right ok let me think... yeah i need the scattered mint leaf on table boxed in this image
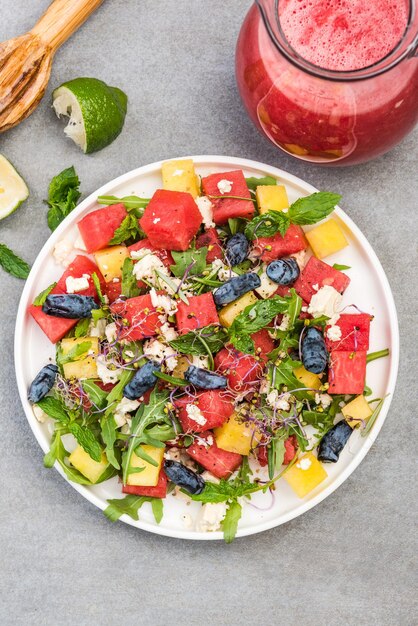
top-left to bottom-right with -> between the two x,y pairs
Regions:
0,243 -> 30,279
46,166 -> 81,231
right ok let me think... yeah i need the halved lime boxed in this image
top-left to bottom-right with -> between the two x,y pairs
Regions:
0,155 -> 29,221
52,78 -> 128,154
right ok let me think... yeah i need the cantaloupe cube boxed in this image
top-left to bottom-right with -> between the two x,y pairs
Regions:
342,395 -> 373,428
284,452 -> 328,498
294,366 -> 322,395
61,336 -> 99,379
126,444 -> 165,487
306,219 -> 348,259
69,445 -> 109,483
214,413 -> 261,455
256,185 -> 289,214
162,159 -> 200,198
172,356 -> 191,379
218,291 -> 258,328
94,245 -> 128,283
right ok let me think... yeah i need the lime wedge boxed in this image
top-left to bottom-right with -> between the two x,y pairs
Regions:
0,155 -> 29,221
52,78 -> 128,154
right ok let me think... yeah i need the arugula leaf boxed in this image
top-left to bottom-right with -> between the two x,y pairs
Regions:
97,195 -> 150,212
121,257 -> 140,298
81,380 -> 108,409
332,263 -> 351,271
288,192 -> 341,225
189,478 -> 262,504
33,282 -> 57,306
151,498 -> 164,524
267,436 -> 286,480
361,395 -> 388,437
154,268 -> 189,305
46,166 -> 81,231
57,341 -> 91,366
68,423 -> 102,462
245,210 -> 290,240
169,325 -> 228,357
245,175 -> 277,191
153,371 -> 188,386
43,431 -> 65,468
91,272 -> 106,304
269,358 -> 310,396
170,247 -> 208,278
0,244 -> 30,279
101,415 -> 120,469
228,296 -> 290,353
74,317 -> 90,338
222,500 -> 242,543
227,218 -> 246,235
109,214 -> 142,245
36,396 -> 70,423
104,495 -> 163,523
286,289 -> 302,330
366,348 -> 390,363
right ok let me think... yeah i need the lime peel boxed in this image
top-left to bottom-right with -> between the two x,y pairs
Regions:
0,155 -> 29,221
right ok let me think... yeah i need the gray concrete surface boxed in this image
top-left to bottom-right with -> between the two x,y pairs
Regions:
0,1 -> 417,624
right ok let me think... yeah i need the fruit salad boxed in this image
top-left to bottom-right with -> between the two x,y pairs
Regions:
27,159 -> 389,541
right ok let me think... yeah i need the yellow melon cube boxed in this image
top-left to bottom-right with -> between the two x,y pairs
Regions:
306,219 -> 348,259
214,413 -> 261,456
342,395 -> 373,428
162,159 -> 200,198
284,452 -> 328,498
219,291 -> 258,328
126,445 -> 165,487
172,356 -> 191,380
94,245 -> 128,283
256,185 -> 289,214
294,366 -> 322,395
61,336 -> 99,379
69,445 -> 109,483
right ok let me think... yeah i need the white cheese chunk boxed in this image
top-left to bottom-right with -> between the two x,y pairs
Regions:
185,404 -> 207,426
114,397 -> 140,427
197,502 -> 227,532
195,196 -> 215,228
307,285 -> 342,325
96,355 -> 122,384
326,324 -> 342,342
217,179 -> 233,195
143,338 -> 178,372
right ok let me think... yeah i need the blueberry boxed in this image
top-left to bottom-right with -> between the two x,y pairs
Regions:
213,272 -> 261,307
164,460 -> 205,495
27,364 -> 58,403
266,258 -> 300,285
301,327 -> 328,374
123,360 -> 161,400
318,420 -> 353,463
42,294 -> 99,319
225,233 -> 249,267
185,366 -> 227,389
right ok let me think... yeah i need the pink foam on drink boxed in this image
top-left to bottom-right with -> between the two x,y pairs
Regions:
279,0 -> 409,71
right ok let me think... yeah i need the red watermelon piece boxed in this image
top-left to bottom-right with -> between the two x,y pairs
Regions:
186,432 -> 242,479
175,390 -> 235,433
294,256 -> 351,303
77,203 -> 127,253
325,313 -> 372,351
175,293 -> 219,335
105,280 -> 122,303
128,238 -> 174,270
139,189 -> 202,251
111,294 -> 162,340
214,346 -> 262,391
201,170 -> 254,224
55,255 -> 105,298
328,350 -> 367,395
252,328 -> 275,364
196,227 -> 224,262
122,470 -> 168,498
252,224 -> 308,262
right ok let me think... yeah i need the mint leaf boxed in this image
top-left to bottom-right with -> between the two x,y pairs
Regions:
109,214 -> 142,245
68,423 -> 102,462
169,325 -> 228,357
33,282 -> 57,306
121,257 -> 140,298
36,396 -> 70,423
170,247 -> 208,278
228,296 -> 290,353
0,243 -> 30,279
245,211 -> 290,240
46,166 -> 81,231
189,478 -> 261,503
222,500 -> 242,543
74,317 -> 90,338
245,175 -> 277,191
104,495 -> 163,523
57,340 -> 91,366
288,191 -> 341,225
91,272 -> 105,304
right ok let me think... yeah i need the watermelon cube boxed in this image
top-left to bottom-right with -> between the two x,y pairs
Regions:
139,189 -> 202,251
175,293 -> 219,335
328,350 -> 367,395
201,170 -> 255,225
252,328 -> 275,364
105,280 -> 122,303
175,390 -> 235,433
128,238 -> 174,270
77,203 -> 127,253
196,227 -> 224,262
252,224 -> 308,262
214,346 -> 262,391
110,294 -> 161,340
186,432 -> 242,479
325,313 -> 372,351
294,256 -> 350,303
29,255 -> 104,344
122,470 -> 167,498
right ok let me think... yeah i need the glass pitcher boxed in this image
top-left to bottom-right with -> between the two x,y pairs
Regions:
236,0 -> 418,165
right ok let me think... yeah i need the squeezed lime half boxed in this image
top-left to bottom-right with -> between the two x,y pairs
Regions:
0,155 -> 29,221
52,77 -> 128,154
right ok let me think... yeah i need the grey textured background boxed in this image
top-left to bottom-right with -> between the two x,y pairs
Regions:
0,1 -> 417,625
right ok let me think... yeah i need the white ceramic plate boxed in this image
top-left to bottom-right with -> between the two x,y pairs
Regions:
15,156 -> 399,540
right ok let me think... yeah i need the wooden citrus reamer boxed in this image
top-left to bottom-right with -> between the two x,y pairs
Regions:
0,0 -> 104,133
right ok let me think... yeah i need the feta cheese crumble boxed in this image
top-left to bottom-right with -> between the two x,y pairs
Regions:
296,457 -> 312,470
131,250 -> 168,285
185,404 -> 207,426
89,317 -> 107,339
159,322 -> 178,342
65,274 -> 90,294
211,258 -> 237,282
266,389 -> 291,411
308,286 -> 342,325
278,314 -> 290,331
326,324 -> 342,342
195,196 -> 215,228
143,338 -> 178,372
149,288 -> 178,316
197,502 -> 227,532
315,393 -> 333,409
217,179 -> 233,195
96,356 -> 122,384
105,322 -> 118,343
33,405 -> 47,423
153,217 -> 161,224
114,397 -> 140,427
